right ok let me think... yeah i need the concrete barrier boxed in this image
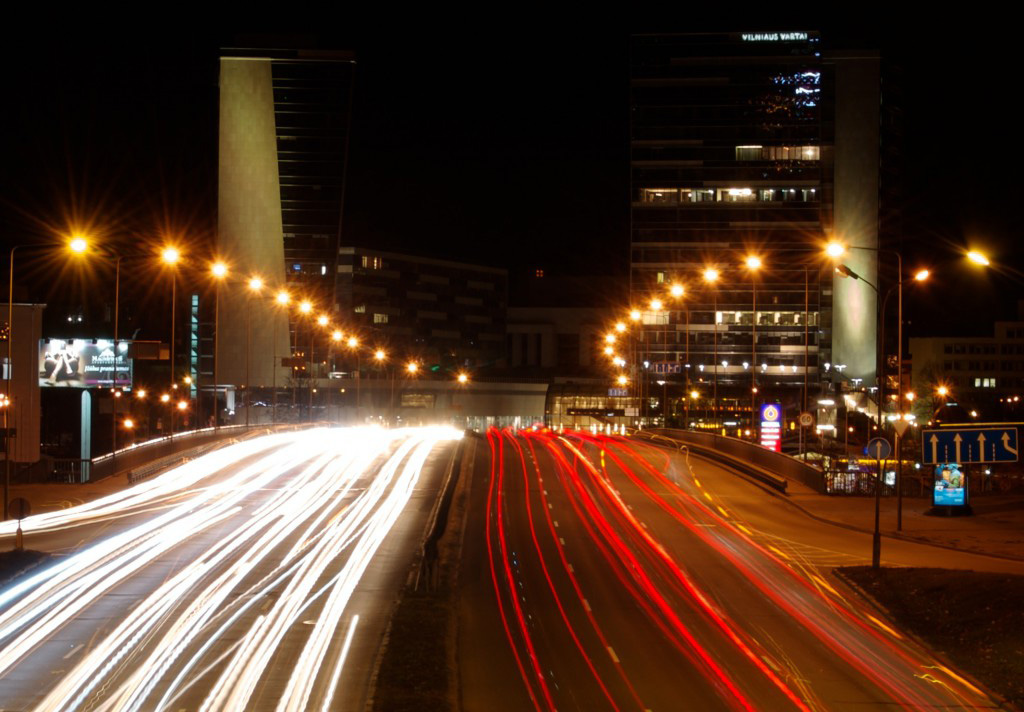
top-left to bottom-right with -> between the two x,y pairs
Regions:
640,428 -> 826,493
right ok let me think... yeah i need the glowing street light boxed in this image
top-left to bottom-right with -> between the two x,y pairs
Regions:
616,375 -> 628,387
299,300 -> 313,315
407,362 -> 419,374
161,246 -> 180,265
669,283 -> 684,298
649,298 -> 663,311
248,276 -> 263,291
614,321 -> 627,332
68,236 -> 89,254
824,241 -> 846,259
374,349 -> 386,362
317,314 -> 329,327
276,290 -> 290,305
457,372 -> 469,384
966,250 -> 990,266
605,333 -> 616,344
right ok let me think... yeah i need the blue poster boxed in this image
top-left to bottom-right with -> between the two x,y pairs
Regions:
933,463 -> 968,507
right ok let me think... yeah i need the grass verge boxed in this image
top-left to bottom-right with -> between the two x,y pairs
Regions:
0,549 -> 51,588
837,566 -> 1024,710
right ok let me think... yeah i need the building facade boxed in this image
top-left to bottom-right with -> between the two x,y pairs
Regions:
336,247 -> 507,371
629,31 -> 892,424
910,316 -> 1024,419
217,47 -> 356,391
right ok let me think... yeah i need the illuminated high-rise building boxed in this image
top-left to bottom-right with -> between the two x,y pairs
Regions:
216,47 -> 355,392
629,31 -> 898,424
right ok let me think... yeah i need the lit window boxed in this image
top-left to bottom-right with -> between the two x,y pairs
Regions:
354,305 -> 366,313
642,188 -> 678,204
373,313 -> 389,324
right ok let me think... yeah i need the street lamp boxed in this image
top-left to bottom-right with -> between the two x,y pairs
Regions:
244,275 -> 263,426
272,290 -> 290,423
210,262 -> 228,430
160,246 -> 182,436
5,238 -> 89,516
743,255 -> 762,432
703,267 -> 720,427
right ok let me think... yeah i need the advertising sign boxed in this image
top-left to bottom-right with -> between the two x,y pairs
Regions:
760,403 -> 782,451
39,339 -> 133,389
933,463 -> 968,507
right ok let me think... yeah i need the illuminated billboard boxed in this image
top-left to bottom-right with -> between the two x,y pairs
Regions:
39,339 -> 132,389
760,403 -> 782,451
933,463 -> 968,507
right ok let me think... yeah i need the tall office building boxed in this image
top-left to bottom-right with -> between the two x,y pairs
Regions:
217,47 -> 355,391
630,31 -> 893,422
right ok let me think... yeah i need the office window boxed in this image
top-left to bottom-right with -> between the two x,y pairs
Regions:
373,313 -> 388,324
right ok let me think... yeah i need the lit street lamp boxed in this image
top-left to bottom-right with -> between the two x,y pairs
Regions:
703,267 -> 720,427
160,246 -> 181,436
210,262 -> 228,430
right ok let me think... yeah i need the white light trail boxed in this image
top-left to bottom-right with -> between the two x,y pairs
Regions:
0,426 -> 460,711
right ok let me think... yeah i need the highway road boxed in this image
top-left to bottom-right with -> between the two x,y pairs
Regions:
459,427 -> 1014,711
0,425 -> 461,712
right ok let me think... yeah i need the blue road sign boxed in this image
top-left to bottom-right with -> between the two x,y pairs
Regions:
866,437 -> 892,460
651,362 -> 682,374
922,427 -> 1019,464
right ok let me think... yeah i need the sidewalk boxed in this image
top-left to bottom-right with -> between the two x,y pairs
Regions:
782,479 -> 1024,561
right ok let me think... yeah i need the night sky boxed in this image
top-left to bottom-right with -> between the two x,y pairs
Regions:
0,17 -> 1018,336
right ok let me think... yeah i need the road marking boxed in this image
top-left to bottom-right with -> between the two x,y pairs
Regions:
62,644 -> 84,660
607,646 -> 620,663
693,477 -> 701,487
553,520 -> 559,528
559,537 -> 565,545
716,505 -> 728,517
583,599 -> 591,611
703,492 -> 713,502
767,545 -> 789,559
548,502 -> 553,509
567,564 -> 574,573
736,524 -> 752,535
867,614 -> 903,640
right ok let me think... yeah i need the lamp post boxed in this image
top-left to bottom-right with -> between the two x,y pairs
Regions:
5,239 -> 88,516
667,284 -> 685,428
649,297 -> 663,426
245,276 -> 263,426
703,268 -> 720,428
160,246 -> 181,436
374,349 -> 386,422
210,261 -> 228,430
273,290 -> 290,424
744,256 -> 762,435
347,335 -> 361,413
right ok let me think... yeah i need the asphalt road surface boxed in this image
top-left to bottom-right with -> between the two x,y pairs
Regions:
0,426 -> 460,712
459,428 -> 1016,711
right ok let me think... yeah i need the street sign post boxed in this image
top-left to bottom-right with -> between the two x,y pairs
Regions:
921,427 -> 1019,464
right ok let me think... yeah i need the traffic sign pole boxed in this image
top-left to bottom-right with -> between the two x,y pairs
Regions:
867,437 -> 891,569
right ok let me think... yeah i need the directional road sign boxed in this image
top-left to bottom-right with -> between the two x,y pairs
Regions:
921,427 -> 1019,464
866,437 -> 892,460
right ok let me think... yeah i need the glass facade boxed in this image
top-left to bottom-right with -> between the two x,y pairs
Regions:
630,32 -> 835,411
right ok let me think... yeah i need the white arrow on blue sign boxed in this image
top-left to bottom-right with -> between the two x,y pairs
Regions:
922,427 -> 1019,464
866,437 -> 892,460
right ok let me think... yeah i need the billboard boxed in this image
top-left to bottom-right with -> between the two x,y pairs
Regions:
39,339 -> 133,388
933,463 -> 968,507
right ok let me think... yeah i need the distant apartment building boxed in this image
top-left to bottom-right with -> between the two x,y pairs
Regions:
910,316 -> 1024,414
336,247 -> 507,370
